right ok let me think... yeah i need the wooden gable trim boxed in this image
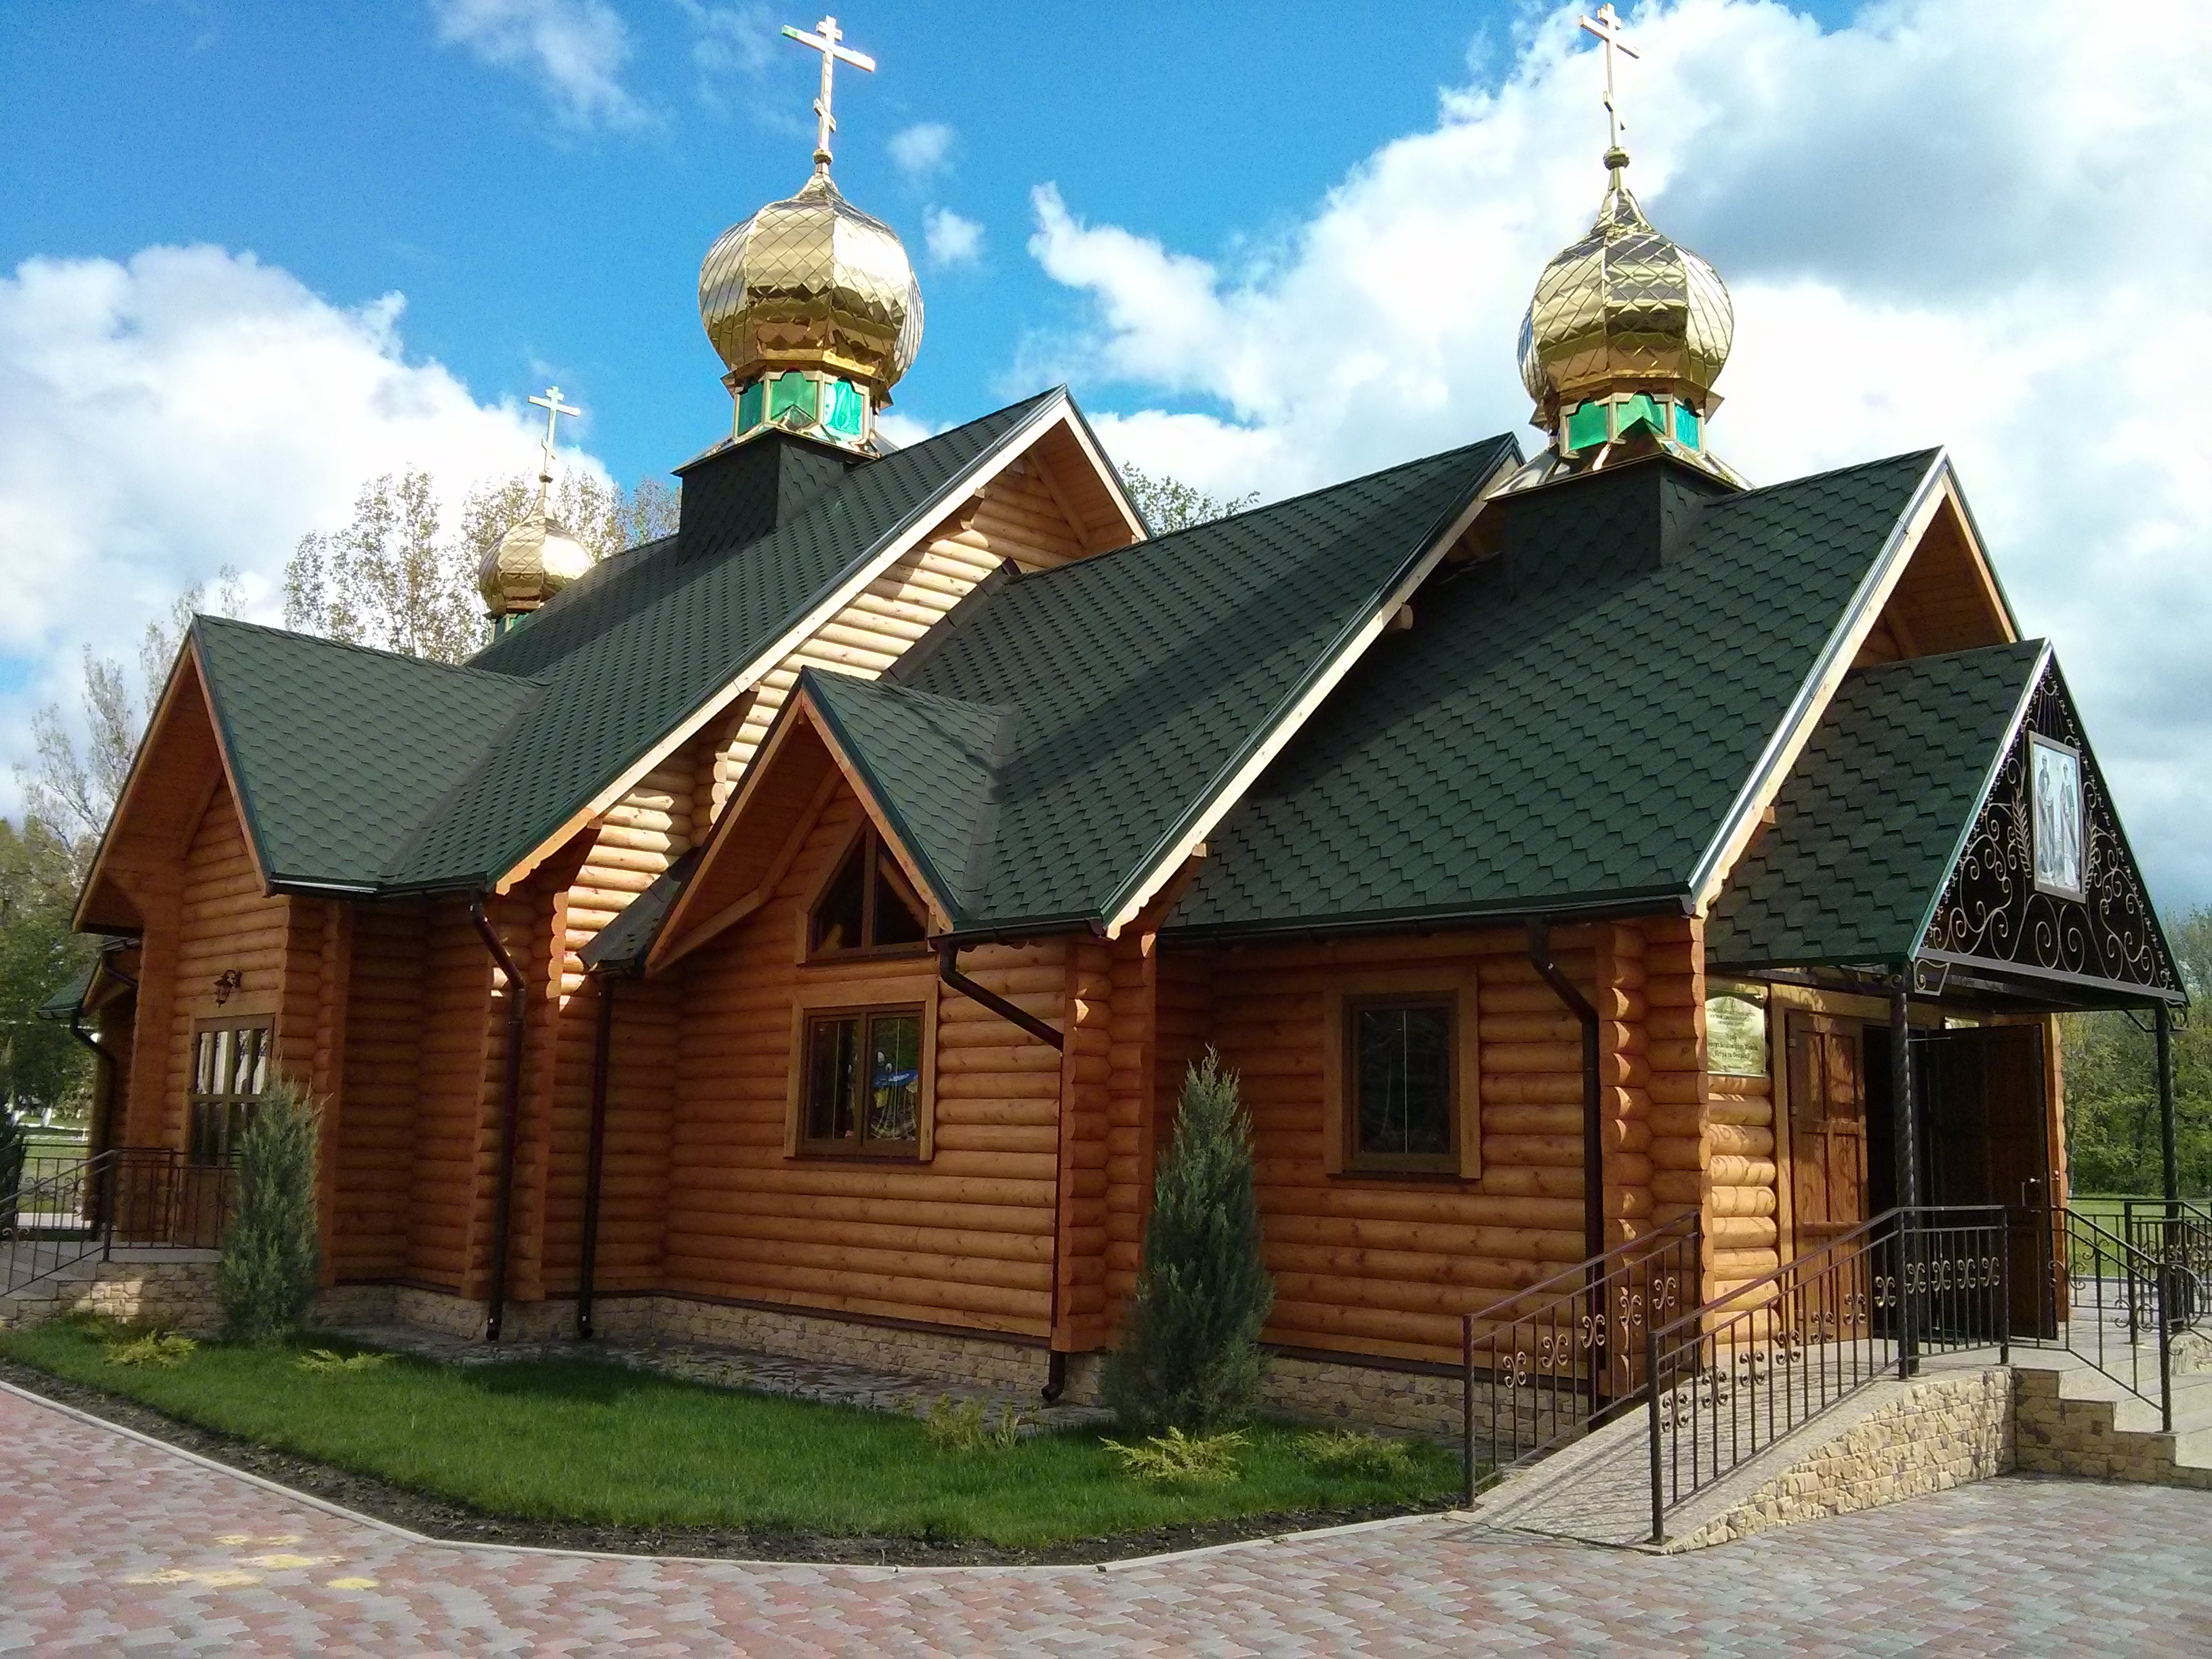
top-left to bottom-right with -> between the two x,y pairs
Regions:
1690,453 -> 2015,916
649,688 -> 953,973
492,394 -> 1124,897
74,637 -> 268,933
1099,447 -> 1521,939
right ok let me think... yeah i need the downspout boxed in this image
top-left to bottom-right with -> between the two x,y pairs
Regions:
939,941 -> 1069,1402
576,968 -> 617,1340
1527,919 -> 1605,1265
470,897 -> 529,1344
63,1011 -> 113,1170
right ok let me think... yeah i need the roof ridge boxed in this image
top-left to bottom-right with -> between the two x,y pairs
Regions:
193,613 -> 532,687
1716,446 -> 1944,507
1003,430 -> 1521,589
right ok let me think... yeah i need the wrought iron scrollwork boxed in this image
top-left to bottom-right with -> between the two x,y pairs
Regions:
1921,659 -> 2178,993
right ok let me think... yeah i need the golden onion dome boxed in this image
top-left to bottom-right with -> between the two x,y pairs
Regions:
478,506 -> 592,621
699,171 -> 923,407
1517,148 -> 1733,434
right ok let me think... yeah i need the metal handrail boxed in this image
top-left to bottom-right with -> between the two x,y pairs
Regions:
2040,1204 -> 2194,1431
1459,1212 -> 1702,1502
2,1147 -> 236,1299
1645,1206 -> 2011,1542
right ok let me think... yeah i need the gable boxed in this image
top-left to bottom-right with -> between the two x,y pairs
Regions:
75,646 -> 232,933
1919,655 -> 2181,1001
1851,483 -> 2015,667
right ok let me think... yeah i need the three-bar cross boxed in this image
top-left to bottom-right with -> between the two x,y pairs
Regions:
1579,4 -> 1640,154
781,15 -> 876,173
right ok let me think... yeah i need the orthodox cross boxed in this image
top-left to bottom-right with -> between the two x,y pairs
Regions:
781,15 -> 876,173
528,386 -> 579,497
1579,4 -> 1639,154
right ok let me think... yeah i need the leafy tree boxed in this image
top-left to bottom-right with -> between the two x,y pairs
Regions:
2062,905 -> 2211,1195
1103,1050 -> 1275,1434
283,468 -> 679,665
18,571 -> 244,868
218,1078 -> 323,1345
1118,466 -> 1258,534
0,818 -> 94,1116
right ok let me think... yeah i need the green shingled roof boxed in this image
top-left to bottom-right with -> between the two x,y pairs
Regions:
1704,642 -> 2046,970
188,392 -> 1066,896
194,617 -> 539,889
802,432 -> 1521,935
1166,449 -> 1948,937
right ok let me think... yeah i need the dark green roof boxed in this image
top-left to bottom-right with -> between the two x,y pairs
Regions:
190,393 -> 1065,895
804,433 -> 1521,934
194,617 -> 538,890
37,962 -> 96,1021
1704,642 -> 2046,970
1166,449 -> 1947,937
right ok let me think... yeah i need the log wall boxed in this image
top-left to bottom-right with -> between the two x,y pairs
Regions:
665,790 -> 1067,1338
333,899 -> 427,1279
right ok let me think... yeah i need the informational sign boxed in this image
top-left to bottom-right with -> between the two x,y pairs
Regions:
1705,981 -> 1770,1078
2030,735 -> 2085,899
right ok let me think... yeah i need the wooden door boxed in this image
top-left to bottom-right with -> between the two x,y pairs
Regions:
1917,1025 -> 2053,1337
1786,1013 -> 1870,1250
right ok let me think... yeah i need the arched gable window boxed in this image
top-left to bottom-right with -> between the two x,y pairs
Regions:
809,825 -> 930,956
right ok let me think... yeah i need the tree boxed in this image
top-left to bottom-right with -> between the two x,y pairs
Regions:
1102,1050 -> 1275,1433
2062,905 -> 2212,1195
283,468 -> 680,665
1118,466 -> 1258,534
0,818 -> 94,1117
218,1078 -> 323,1345
18,571 -> 244,869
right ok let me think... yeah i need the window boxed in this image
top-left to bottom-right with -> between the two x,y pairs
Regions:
188,1018 -> 270,1164
1347,998 -> 1457,1173
810,827 -> 930,956
800,1005 -> 924,1157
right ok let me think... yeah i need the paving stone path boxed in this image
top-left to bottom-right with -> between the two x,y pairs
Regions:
3,1383 -> 2209,1655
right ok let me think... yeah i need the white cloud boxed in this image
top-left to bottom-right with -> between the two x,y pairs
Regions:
923,206 -> 985,268
430,0 -> 642,128
889,121 -> 955,180
1023,0 -> 2212,908
682,1 -> 775,82
0,245 -> 607,821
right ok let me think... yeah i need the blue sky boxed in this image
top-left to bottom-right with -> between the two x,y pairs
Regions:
3,1 -> 2209,913
3,0 -> 1862,486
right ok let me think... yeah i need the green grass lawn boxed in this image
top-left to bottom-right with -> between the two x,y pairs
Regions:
0,1323 -> 1458,1546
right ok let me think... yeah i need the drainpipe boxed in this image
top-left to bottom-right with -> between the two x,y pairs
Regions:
470,897 -> 529,1344
576,968 -> 617,1341
1526,919 -> 1604,1265
939,941 -> 1069,1401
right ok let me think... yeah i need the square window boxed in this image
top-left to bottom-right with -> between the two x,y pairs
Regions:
800,1006 -> 924,1158
1347,999 -> 1456,1173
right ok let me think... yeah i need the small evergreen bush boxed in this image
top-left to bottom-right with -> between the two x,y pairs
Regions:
1101,1050 -> 1273,1434
1294,1429 -> 1416,1479
1103,1426 -> 1248,1485
218,1078 -> 323,1345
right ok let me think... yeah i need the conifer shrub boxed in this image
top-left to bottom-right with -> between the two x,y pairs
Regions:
218,1079 -> 323,1345
1101,1050 -> 1273,1434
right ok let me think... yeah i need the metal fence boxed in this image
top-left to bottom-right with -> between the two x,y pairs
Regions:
1,1148 -> 235,1298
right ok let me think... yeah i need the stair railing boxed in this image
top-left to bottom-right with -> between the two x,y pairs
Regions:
1458,1212 -> 1701,1503
2039,1204 -> 2199,1433
2,1147 -> 237,1299
1643,1205 -> 2009,1543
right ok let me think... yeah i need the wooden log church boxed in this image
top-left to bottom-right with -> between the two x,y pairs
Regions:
57,15 -> 2184,1421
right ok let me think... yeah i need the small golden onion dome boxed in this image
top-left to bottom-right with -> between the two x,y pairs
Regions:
478,507 -> 592,619
1517,149 -> 1733,432
699,171 -> 923,404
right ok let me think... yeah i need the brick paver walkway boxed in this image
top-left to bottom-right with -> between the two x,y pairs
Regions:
2,1385 -> 2208,1654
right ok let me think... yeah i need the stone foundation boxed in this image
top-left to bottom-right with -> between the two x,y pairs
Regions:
0,1256 -> 224,1336
1672,1368 -> 2015,1550
1263,1352 -> 1467,1437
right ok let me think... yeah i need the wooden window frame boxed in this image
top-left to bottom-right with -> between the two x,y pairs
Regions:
802,822 -> 933,963
785,970 -> 940,1162
186,1014 -> 274,1166
1320,966 -> 1481,1182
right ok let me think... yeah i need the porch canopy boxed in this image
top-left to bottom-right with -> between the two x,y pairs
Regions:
1706,639 -> 2185,1208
